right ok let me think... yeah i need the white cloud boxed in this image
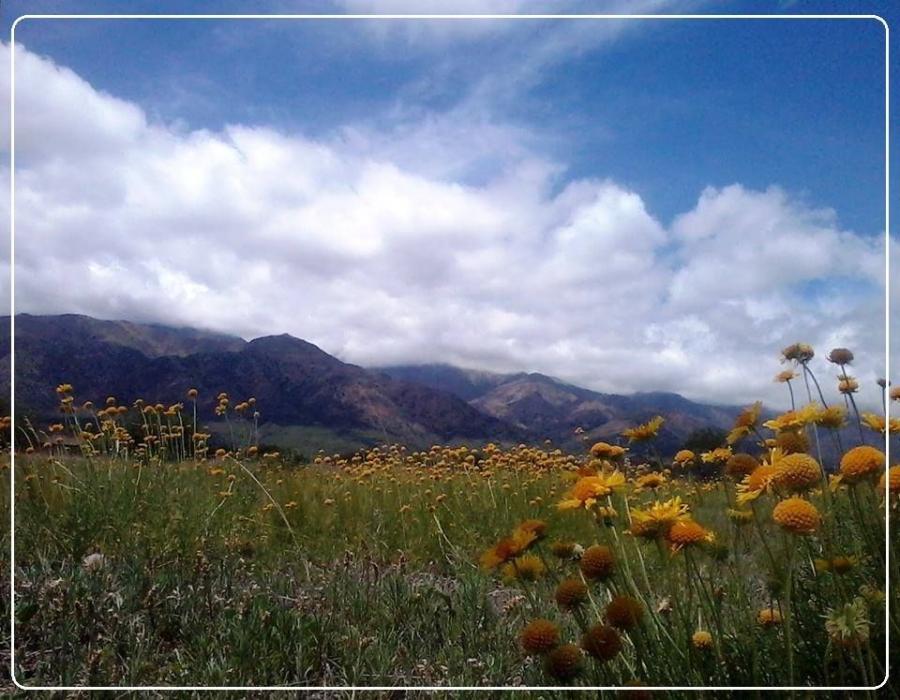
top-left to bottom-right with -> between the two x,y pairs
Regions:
2,42 -> 893,412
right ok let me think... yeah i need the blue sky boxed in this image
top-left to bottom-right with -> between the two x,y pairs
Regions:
7,3 -> 890,234
1,1 -> 895,409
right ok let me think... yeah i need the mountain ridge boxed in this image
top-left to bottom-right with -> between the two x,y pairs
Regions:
3,315 -> 745,455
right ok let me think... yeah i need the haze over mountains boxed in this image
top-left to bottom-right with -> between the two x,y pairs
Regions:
3,314 -> 744,454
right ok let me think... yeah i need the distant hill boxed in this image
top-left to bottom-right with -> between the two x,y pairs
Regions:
1,315 -> 526,453
2,314 -> 751,456
377,364 -> 742,454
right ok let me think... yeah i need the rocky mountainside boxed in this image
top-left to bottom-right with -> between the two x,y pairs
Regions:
2,315 -> 525,451
377,364 -> 742,453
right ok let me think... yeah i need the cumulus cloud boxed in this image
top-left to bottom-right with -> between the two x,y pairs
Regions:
2,42 -> 892,411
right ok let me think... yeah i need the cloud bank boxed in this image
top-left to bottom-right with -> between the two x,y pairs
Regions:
2,41 -> 892,410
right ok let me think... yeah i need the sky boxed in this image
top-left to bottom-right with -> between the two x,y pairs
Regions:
1,0 -> 896,410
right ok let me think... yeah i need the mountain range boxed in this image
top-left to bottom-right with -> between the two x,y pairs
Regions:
1,314 -> 744,455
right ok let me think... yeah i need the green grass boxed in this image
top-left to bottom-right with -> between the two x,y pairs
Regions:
5,445 -> 897,692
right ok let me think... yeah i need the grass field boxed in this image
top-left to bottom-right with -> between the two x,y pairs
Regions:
4,369 -> 899,694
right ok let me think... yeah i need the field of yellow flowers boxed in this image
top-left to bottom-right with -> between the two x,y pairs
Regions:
4,344 -> 898,691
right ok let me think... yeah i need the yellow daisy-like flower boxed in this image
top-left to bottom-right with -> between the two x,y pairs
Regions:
813,405 -> 847,430
590,442 -> 628,459
860,412 -> 900,435
757,607 -> 783,628
629,497 -> 690,539
692,630 -> 714,650
666,519 -> 714,550
635,472 -> 666,490
520,619 -> 561,655
579,544 -> 615,580
621,416 -> 664,443
673,449 -> 695,465
772,496 -> 821,535
727,402 -> 762,444
763,404 -> 819,433
502,554 -> 546,582
772,453 -> 822,493
558,471 -> 626,510
877,465 -> 900,495
736,464 -> 779,505
700,446 -> 733,464
839,446 -> 885,484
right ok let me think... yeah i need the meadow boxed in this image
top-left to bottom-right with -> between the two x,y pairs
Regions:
4,344 -> 899,694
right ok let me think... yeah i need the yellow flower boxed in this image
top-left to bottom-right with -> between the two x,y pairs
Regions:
673,449 -> 695,465
813,405 -> 847,430
763,404 -> 818,433
757,607 -> 783,628
837,445 -> 885,485
860,412 -> 900,434
558,471 -> 626,510
692,630 -> 714,650
736,464 -> 779,505
772,496 -> 821,535
629,497 -> 690,538
621,416 -> 664,443
635,472 -> 666,490
727,402 -> 762,444
666,519 -> 714,550
502,554 -> 546,582
772,453 -> 822,492
590,442 -> 627,459
701,446 -> 732,464
521,619 -> 561,655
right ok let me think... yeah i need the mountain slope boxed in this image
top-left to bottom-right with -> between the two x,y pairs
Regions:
1,315 -> 525,451
378,364 -> 742,453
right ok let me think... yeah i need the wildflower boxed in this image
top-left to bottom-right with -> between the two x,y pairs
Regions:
878,465 -> 900,495
480,521 -> 545,569
725,453 -> 759,478
635,472 -> 666,490
825,597 -> 870,648
550,541 -> 577,559
558,471 -> 626,510
502,554 -> 546,582
727,402 -> 762,444
629,497 -> 690,539
544,644 -> 583,681
838,376 -> 859,394
891,386 -> 900,401
828,348 -> 854,365
736,464 -> 779,504
775,370 -> 798,383
782,342 -> 815,363
555,579 -> 589,610
666,519 -> 714,552
605,595 -> 643,630
775,430 -> 810,455
590,442 -> 627,459
691,630 -> 713,651
701,447 -> 732,464
772,453 -> 822,492
764,404 -> 818,433
839,446 -> 885,484
757,607 -> 783,628
580,544 -> 615,580
520,619 -> 560,655
813,405 -> 847,430
673,449 -> 695,465
772,497 -> 821,535
860,412 -> 899,434
622,416 -> 664,443
581,625 -> 621,661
